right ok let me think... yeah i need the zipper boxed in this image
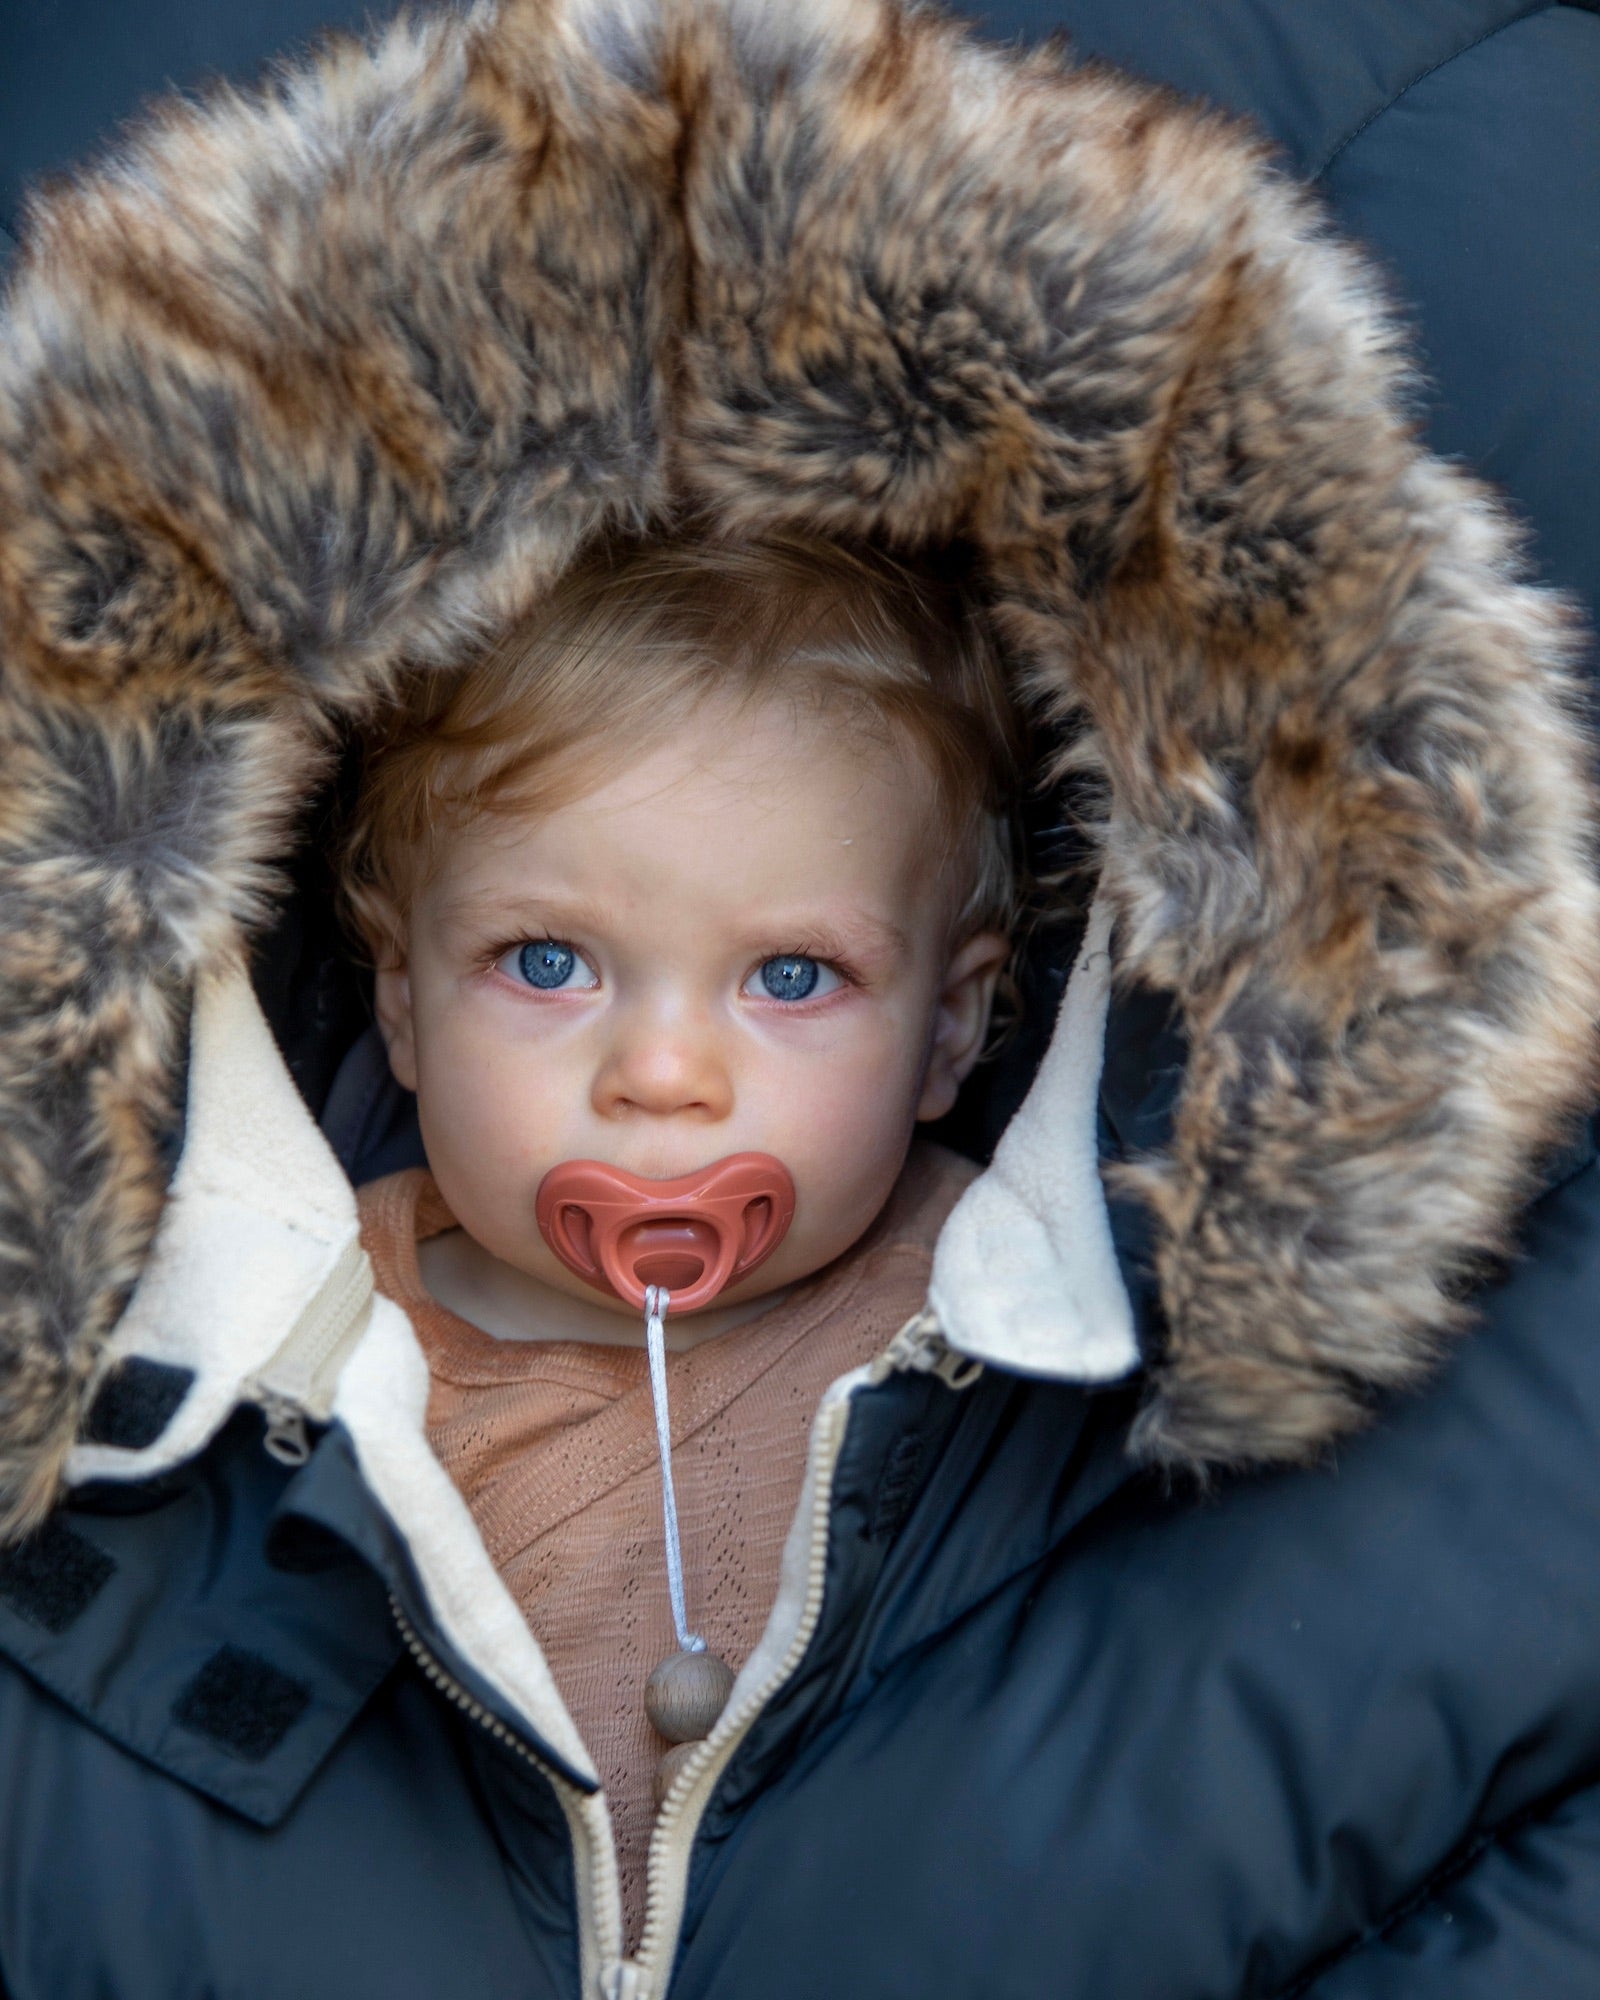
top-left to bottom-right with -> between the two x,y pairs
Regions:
872,1306 -> 986,1391
255,1392 -> 312,1467
390,1592 -> 625,1995
604,1310 -> 984,2000
603,1389 -> 855,2000
390,1592 -> 553,1767
245,1236 -> 378,1467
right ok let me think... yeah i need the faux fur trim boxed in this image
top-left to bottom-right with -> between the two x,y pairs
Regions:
1,0 -> 1596,1531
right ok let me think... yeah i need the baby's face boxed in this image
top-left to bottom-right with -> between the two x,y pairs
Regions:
375,691 -> 1006,1317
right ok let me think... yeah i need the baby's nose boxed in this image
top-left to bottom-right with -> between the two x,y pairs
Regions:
590,1008 -> 733,1122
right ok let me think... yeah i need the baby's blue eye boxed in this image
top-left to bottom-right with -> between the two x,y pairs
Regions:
745,955 -> 842,1003
763,955 -> 817,1001
506,939 -> 597,991
522,941 -> 574,988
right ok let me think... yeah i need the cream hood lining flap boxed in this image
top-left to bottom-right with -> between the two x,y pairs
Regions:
931,894 -> 1138,1382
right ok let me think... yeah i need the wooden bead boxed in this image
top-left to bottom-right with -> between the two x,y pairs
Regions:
652,1741 -> 701,1809
644,1648 -> 734,1744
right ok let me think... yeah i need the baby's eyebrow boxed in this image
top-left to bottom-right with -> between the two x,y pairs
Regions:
438,889 -> 611,943
766,911 -> 910,966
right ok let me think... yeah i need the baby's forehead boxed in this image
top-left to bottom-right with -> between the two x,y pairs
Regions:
537,688 -> 938,817
432,714 -> 951,914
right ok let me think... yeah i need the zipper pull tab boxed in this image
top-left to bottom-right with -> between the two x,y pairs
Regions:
257,1393 -> 311,1466
600,1958 -> 651,2000
881,1307 -> 942,1373
932,1348 -> 985,1392
879,1309 -> 985,1390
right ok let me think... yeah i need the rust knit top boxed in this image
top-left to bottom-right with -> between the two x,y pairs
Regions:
357,1138 -> 976,1949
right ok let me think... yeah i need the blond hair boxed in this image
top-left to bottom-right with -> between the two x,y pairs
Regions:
340,529 -> 1024,968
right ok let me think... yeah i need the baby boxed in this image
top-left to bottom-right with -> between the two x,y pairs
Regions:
342,528 -> 1022,1945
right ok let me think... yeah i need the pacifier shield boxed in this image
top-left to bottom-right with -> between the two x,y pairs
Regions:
534,1152 -> 796,1312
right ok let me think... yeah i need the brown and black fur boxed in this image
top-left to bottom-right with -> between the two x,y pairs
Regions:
0,0 -> 1595,1536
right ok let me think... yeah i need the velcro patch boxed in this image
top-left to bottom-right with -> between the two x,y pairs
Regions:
0,1517 -> 116,1632
172,1644 -> 312,1761
81,1357 -> 196,1450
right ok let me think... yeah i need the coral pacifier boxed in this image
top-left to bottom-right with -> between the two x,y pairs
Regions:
534,1152 -> 796,1314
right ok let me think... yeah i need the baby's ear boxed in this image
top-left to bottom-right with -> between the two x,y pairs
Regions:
916,930 -> 1011,1123
371,945 -> 419,1094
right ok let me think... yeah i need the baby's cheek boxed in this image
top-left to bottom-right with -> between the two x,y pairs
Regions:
783,1042 -> 923,1239
416,1019 -> 553,1200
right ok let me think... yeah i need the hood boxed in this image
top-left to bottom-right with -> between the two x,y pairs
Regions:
0,0 -> 1596,1537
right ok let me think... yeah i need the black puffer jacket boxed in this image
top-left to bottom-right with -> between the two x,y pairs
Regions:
1,3 -> 1599,1998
